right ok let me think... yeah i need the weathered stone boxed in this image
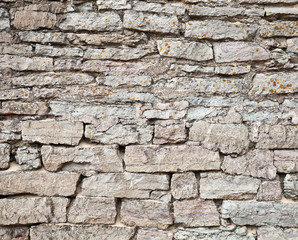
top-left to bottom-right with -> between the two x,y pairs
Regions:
0,44 -> 33,55
41,145 -> 123,173
137,229 -> 173,240
13,11 -> 56,30
0,171 -> 80,196
35,44 -> 83,57
30,224 -> 135,240
260,21 -> 298,37
257,226 -> 298,240
0,89 -> 31,100
53,58 -> 82,71
157,39 -> 213,61
153,122 -> 187,144
68,197 -> 116,224
187,107 -> 224,120
12,72 -> 94,86
124,145 -> 221,172
15,145 -> 41,170
0,143 -> 10,169
0,101 -> 48,115
0,32 -> 12,43
215,65 -> 251,75
85,124 -> 153,145
257,179 -> 282,201
59,12 -> 122,31
222,201 -> 298,227
174,200 -> 220,227
222,150 -> 276,179
214,42 -> 270,62
81,172 -> 169,198
0,55 -> 53,71
274,150 -> 298,173
121,199 -> 173,229
150,190 -> 172,202
97,0 -> 131,9
0,227 -> 29,240
284,174 -> 298,199
0,9 -> 10,31
171,172 -> 198,200
189,6 -> 263,17
184,96 -> 243,107
101,75 -> 152,87
22,120 -> 83,145
143,107 -> 187,120
133,2 -> 185,15
242,111 -> 281,122
189,121 -> 249,154
124,10 -> 180,34
265,6 -> 298,16
239,0 -> 298,3
18,31 -> 67,44
0,120 -> 21,142
287,38 -> 298,53
185,21 -> 257,40
256,124 -> 298,149
109,91 -> 158,103
0,197 -> 68,225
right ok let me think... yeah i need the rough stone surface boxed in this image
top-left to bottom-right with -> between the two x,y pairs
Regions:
0,227 -> 29,240
0,120 -> 21,142
257,226 -> 298,240
171,172 -> 198,200
0,143 -> 10,169
260,21 -> 298,37
274,150 -> 298,173
0,101 -> 48,115
13,11 -> 56,30
153,122 -> 187,144
137,229 -> 173,240
257,179 -> 282,201
15,145 -> 41,170
287,38 -> 298,53
284,174 -> 298,199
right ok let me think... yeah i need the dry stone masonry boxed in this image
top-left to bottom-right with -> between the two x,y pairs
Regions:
0,0 -> 297,239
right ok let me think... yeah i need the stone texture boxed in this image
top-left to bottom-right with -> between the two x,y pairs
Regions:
102,75 -> 152,87
260,21 -> 298,37
287,38 -> 298,53
137,229 -> 173,240
81,173 -> 169,198
222,150 -> 276,179
187,107 -> 223,120
221,201 -> 298,227
284,174 -> 298,199
274,150 -> 298,173
257,179 -> 282,201
0,43 -> 33,56
18,31 -> 67,44
15,145 -> 41,170
157,39 -> 213,61
257,226 -> 298,240
0,143 -> 10,169
0,89 -> 31,100
215,65 -> 251,75
0,9 -> 10,31
41,145 -> 123,173
153,122 -> 187,144
22,120 -> 83,145
109,92 -> 158,103
133,2 -> 186,15
30,224 -> 135,240
265,6 -> 298,15
0,101 -> 48,115
189,121 -> 249,154
124,145 -> 221,172
13,11 -> 56,30
0,171 -> 79,196
121,199 -> 173,229
0,227 -> 29,240
189,6 -> 263,17
68,197 -> 116,224
214,42 -> 270,62
185,21 -> 257,40
0,120 -> 21,142
200,172 -> 260,199
97,0 -> 131,10
174,200 -> 220,227
171,172 -> 198,199
35,44 -> 83,57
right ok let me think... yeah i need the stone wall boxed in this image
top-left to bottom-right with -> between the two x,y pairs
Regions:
0,0 -> 297,239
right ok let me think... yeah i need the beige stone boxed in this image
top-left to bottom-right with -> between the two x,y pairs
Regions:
171,172 -> 198,199
0,143 -> 10,169
13,11 -> 56,30
0,101 -> 48,115
274,150 -> 298,173
153,123 -> 187,144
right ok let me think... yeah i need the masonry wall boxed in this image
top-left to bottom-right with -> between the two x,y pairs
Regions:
0,0 -> 298,239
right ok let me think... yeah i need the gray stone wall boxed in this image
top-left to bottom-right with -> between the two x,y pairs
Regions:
0,0 -> 297,239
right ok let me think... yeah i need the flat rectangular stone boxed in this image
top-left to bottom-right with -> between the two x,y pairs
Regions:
257,226 -> 298,240
0,31 -> 12,43
153,122 -> 187,144
108,92 -> 158,103
59,12 -> 122,31
222,201 -> 298,227
0,143 -> 10,169
124,145 -> 221,172
22,120 -> 83,145
101,75 -> 152,87
174,200 -> 220,227
171,172 -> 198,200
214,42 -> 270,62
41,145 -> 123,173
137,229 -> 173,240
284,174 -> 298,199
215,65 -> 251,75
257,179 -> 282,201
0,171 -> 80,196
121,199 -> 173,229
0,120 -> 21,142
287,38 -> 298,53
189,121 -> 250,154
0,227 -> 29,240
30,224 -> 135,240
124,10 -> 179,34
185,20 -> 257,40
0,89 -> 31,100
81,172 -> 169,198
189,6 -> 243,16
265,6 -> 298,15
274,150 -> 298,173
187,107 -> 223,120
157,39 -> 213,61
18,31 -> 67,44
260,21 -> 298,37
133,2 -> 186,15
0,101 -> 48,115
239,0 -> 298,3
15,145 -> 41,170
200,172 -> 260,199
68,197 -> 116,224
0,43 -> 33,55
97,0 -> 131,10
250,72 -> 297,94
35,44 -> 83,57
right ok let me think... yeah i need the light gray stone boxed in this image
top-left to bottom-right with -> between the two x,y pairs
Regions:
0,101 -> 48,115
0,13 -> 9,31
150,191 -> 172,203
274,150 -> 298,173
189,121 -> 250,154
265,6 -> 298,15
215,65 -> 251,75
81,172 -> 169,198
257,226 -> 298,240
0,44 -> 33,55
97,0 -> 131,10
133,1 -> 186,15
35,44 -> 83,57
109,92 -> 159,103
0,120 -> 21,142
287,38 -> 298,53
124,145 -> 221,172
0,143 -> 10,169
260,21 -> 298,37
284,174 -> 298,199
187,107 -> 223,120
22,120 -> 83,145
0,171 -> 80,196
0,89 -> 31,100
15,145 -> 41,170
257,179 -> 282,201
121,199 -> 173,229
137,229 -> 173,240
153,123 -> 187,144
0,227 -> 29,240
0,32 -> 12,43
102,75 -> 152,87
200,172 -> 260,199
222,200 -> 298,227
171,172 -> 198,200
18,31 -> 67,44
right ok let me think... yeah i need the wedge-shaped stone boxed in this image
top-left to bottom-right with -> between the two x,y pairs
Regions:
19,31 -> 67,44
221,201 -> 298,227
274,150 -> 298,173
214,42 -> 270,62
189,121 -> 249,154
121,199 -> 173,229
22,120 -> 83,145
81,172 -> 169,198
0,120 -> 21,142
256,124 -> 298,149
59,12 -> 122,31
0,143 -> 10,169
200,172 -> 260,199
68,197 -> 116,224
157,39 -> 213,61
222,150 -> 276,179
284,174 -> 298,199
124,10 -> 179,34
257,226 -> 298,240
0,227 -> 29,240
0,197 -> 69,225
250,73 -> 297,95
30,224 -> 135,240
171,172 -> 198,200
185,20 -> 257,40
41,145 -> 123,172
124,145 -> 221,172
0,171 -> 80,196
260,21 -> 298,37
137,229 -> 173,240
0,101 -> 48,115
174,200 -> 220,227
